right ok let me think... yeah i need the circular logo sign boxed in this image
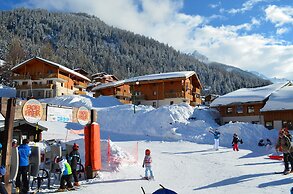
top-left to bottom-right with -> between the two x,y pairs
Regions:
22,99 -> 43,123
77,106 -> 90,125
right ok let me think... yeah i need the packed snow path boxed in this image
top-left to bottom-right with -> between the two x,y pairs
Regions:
56,141 -> 289,194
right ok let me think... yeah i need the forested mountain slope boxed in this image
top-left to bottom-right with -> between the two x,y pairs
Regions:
0,9 -> 271,95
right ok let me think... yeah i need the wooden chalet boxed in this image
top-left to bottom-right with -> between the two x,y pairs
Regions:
210,82 -> 290,127
260,83 -> 293,130
92,72 -> 119,84
91,80 -> 131,104
124,71 -> 202,108
11,57 -> 91,99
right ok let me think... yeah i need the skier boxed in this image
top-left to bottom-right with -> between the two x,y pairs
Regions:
54,156 -> 74,192
0,143 -> 8,194
68,143 -> 81,186
232,133 -> 243,151
16,139 -> 31,194
275,127 -> 293,175
210,129 -> 221,150
142,149 -> 154,180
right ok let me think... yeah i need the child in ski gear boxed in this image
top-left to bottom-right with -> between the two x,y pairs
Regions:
142,149 -> 153,179
232,133 -> 243,151
16,139 -> 31,194
55,156 -> 73,191
68,143 -> 81,186
210,129 -> 221,150
275,127 -> 293,175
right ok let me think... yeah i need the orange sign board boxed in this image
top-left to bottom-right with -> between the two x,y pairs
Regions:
22,99 -> 43,123
77,106 -> 90,125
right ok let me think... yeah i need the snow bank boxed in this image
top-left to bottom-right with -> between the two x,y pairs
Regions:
40,95 -> 122,109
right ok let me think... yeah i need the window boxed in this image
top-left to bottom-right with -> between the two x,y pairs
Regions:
117,88 -> 121,91
45,91 -> 52,98
282,121 -> 293,130
23,81 -> 28,85
61,83 -> 64,87
236,106 -> 243,114
20,91 -> 27,98
226,107 -> 233,114
170,101 -> 174,105
265,121 -> 273,130
71,86 -> 73,90
247,106 -> 255,113
152,102 -> 157,108
47,80 -> 53,84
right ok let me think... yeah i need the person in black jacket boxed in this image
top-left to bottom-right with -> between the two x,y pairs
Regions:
232,133 -> 243,151
68,143 -> 81,186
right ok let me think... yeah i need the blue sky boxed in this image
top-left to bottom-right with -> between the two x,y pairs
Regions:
1,0 -> 293,80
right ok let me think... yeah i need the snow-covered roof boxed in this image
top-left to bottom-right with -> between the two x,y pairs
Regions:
261,84 -> 293,112
91,80 -> 125,91
11,57 -> 91,82
124,71 -> 196,83
210,82 -> 289,107
0,84 -> 16,97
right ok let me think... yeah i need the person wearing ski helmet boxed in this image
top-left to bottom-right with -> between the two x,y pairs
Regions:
68,143 -> 81,186
55,156 -> 74,192
142,149 -> 154,180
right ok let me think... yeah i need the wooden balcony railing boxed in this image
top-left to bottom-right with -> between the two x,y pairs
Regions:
16,84 -> 54,90
74,80 -> 87,88
164,91 -> 184,98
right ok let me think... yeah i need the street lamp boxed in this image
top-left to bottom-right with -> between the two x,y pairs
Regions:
133,80 -> 139,114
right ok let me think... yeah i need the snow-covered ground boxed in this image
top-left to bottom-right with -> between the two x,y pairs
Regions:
31,95 -> 290,193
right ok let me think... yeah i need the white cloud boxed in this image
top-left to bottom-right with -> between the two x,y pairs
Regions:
265,5 -> 293,26
18,0 -> 293,80
209,2 -> 221,9
276,27 -> 289,35
227,0 -> 271,14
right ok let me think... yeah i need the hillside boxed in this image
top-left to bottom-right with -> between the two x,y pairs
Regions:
0,8 -> 271,95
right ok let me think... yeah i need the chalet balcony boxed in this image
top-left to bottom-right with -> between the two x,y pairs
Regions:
16,84 -> 54,90
12,74 -> 31,80
13,73 -> 68,82
74,80 -> 87,88
164,91 -> 184,98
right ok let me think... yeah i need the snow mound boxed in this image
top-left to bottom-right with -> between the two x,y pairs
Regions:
40,95 -> 122,109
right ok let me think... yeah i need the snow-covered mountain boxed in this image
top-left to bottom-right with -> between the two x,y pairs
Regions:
250,71 -> 289,83
190,50 -> 209,63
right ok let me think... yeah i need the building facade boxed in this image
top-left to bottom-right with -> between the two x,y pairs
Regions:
211,82 -> 291,129
92,80 -> 132,104
125,71 -> 202,108
12,57 -> 90,99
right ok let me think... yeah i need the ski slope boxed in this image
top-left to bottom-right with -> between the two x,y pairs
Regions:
37,95 -> 288,194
